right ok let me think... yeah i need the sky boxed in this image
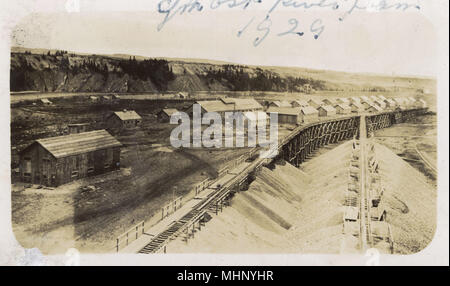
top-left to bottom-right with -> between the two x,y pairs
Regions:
10,0 -> 438,77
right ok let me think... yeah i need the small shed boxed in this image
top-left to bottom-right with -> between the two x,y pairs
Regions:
266,107 -> 302,124
360,99 -> 373,110
377,95 -> 387,101
406,97 -> 417,106
383,98 -> 396,109
349,102 -> 364,113
106,110 -> 142,131
334,104 -> 351,115
157,108 -> 179,122
101,95 -> 112,102
318,105 -> 336,117
349,97 -> 361,104
367,104 -> 383,113
176,92 -> 188,99
360,95 -> 371,102
300,106 -> 319,122
40,98 -> 52,105
374,99 -> 386,109
417,99 -> 427,108
307,98 -> 323,109
89,96 -> 99,102
68,123 -> 90,134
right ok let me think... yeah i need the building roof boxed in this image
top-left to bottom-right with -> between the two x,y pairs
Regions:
196,98 -> 263,113
291,99 -> 309,106
301,106 -> 319,115
406,97 -> 417,103
350,97 -> 361,102
374,99 -> 386,105
350,102 -> 364,109
384,98 -> 396,105
337,98 -> 350,104
269,100 -> 282,107
377,95 -> 387,100
68,123 -> 89,127
279,100 -> 292,107
323,98 -> 338,105
29,130 -> 122,159
318,105 -> 336,112
368,104 -> 383,111
159,108 -> 179,117
360,95 -> 371,102
392,98 -> 405,104
335,103 -> 351,110
40,98 -> 52,103
266,107 -> 302,116
112,110 -> 142,121
308,98 -> 323,105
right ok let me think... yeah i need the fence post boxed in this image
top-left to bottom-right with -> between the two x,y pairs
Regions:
136,226 -> 138,239
116,238 -> 119,252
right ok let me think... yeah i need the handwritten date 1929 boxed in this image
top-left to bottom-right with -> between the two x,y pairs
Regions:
238,15 -> 324,46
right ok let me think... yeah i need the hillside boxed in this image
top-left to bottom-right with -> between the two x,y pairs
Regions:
10,47 -> 435,94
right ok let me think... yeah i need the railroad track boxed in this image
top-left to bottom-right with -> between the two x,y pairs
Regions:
359,115 -> 372,250
138,155 -> 267,254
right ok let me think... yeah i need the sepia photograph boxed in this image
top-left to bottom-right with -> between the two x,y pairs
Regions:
0,0 -> 448,267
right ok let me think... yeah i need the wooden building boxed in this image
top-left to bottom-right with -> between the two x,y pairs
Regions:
334,104 -> 351,115
318,105 -> 336,117
40,98 -> 52,105
300,106 -> 319,122
101,95 -> 112,103
269,100 -> 291,108
106,110 -> 142,132
68,123 -> 90,134
291,100 -> 309,108
360,99 -> 373,110
322,98 -> 338,106
349,97 -> 361,104
367,104 -> 383,113
374,99 -> 386,109
307,98 -> 323,109
349,102 -> 364,113
157,108 -> 179,122
383,98 -> 396,109
189,98 -> 263,119
417,99 -> 427,108
266,107 -> 302,124
18,130 -> 122,187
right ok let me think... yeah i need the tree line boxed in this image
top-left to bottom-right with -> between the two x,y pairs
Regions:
204,65 -> 326,92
